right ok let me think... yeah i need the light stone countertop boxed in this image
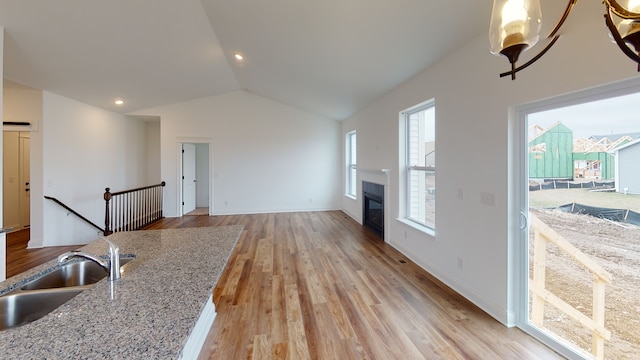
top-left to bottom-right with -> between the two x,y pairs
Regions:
0,225 -> 243,359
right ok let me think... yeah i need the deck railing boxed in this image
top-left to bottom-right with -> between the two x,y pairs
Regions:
529,212 -> 612,360
104,181 -> 165,235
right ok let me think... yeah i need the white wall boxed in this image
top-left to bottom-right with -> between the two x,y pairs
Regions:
135,90 -> 341,217
37,92 -> 149,247
3,83 -> 42,127
144,120 -> 161,184
341,0 -> 638,325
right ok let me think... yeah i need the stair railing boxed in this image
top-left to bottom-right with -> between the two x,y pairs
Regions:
104,181 -> 165,235
44,196 -> 105,234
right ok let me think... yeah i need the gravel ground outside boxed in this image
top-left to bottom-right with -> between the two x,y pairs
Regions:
529,189 -> 640,359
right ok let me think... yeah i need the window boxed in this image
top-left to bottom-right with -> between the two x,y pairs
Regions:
405,102 -> 435,229
346,131 -> 357,197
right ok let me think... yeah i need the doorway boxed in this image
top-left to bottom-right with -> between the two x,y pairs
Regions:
182,143 -> 196,214
3,131 -> 30,231
178,141 -> 211,216
513,80 -> 640,359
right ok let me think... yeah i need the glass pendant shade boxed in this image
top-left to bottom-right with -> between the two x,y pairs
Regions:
489,0 -> 640,79
489,0 -> 542,61
615,0 -> 640,44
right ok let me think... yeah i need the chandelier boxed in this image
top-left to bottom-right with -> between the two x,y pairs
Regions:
489,0 -> 640,79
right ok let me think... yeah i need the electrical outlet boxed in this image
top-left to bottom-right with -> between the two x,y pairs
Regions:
457,257 -> 464,270
457,188 -> 464,200
480,192 -> 495,206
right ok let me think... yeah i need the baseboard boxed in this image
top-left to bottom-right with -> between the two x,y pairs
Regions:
386,240 -> 510,325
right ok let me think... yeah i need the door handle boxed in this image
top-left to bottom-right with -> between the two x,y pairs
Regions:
519,211 -> 528,230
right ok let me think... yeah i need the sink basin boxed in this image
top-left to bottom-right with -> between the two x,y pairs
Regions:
0,255 -> 135,331
21,257 -> 133,291
0,288 -> 83,331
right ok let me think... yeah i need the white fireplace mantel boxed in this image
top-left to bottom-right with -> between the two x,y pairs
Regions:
359,168 -> 391,186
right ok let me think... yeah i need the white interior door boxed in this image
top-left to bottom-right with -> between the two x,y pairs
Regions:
19,134 -> 30,228
3,132 -> 20,230
182,143 -> 196,214
3,131 -> 30,230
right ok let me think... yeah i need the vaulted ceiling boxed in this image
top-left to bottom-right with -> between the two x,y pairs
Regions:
0,1 -> 491,120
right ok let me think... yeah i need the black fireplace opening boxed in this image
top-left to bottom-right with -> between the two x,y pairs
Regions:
363,181 -> 384,238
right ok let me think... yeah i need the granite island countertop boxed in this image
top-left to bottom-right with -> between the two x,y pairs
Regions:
0,225 -> 242,359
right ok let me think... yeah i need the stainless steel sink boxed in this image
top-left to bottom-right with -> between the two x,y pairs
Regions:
0,256 -> 135,331
0,288 -> 83,331
21,258 -> 133,291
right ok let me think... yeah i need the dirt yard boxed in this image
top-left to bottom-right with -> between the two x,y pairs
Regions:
530,208 -> 640,359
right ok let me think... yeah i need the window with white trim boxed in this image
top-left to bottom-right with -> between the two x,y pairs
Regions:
405,102 -> 435,229
346,131 -> 357,197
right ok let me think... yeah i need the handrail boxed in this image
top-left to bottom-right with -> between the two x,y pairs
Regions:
44,195 -> 105,234
104,181 -> 165,235
109,181 -> 166,196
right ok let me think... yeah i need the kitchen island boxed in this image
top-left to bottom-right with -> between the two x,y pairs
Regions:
0,225 -> 242,359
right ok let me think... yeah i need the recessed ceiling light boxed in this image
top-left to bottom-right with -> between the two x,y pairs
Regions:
114,99 -> 125,105
234,53 -> 244,61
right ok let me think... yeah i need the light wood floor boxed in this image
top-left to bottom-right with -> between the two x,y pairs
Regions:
145,211 -> 563,360
5,229 -> 79,279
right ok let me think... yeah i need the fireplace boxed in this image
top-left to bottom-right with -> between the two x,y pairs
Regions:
362,181 -> 384,237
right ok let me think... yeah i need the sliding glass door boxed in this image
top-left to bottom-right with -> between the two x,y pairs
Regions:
514,80 -> 640,360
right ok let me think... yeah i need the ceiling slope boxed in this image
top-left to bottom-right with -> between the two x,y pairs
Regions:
0,0 -> 490,120
201,0 -> 491,119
